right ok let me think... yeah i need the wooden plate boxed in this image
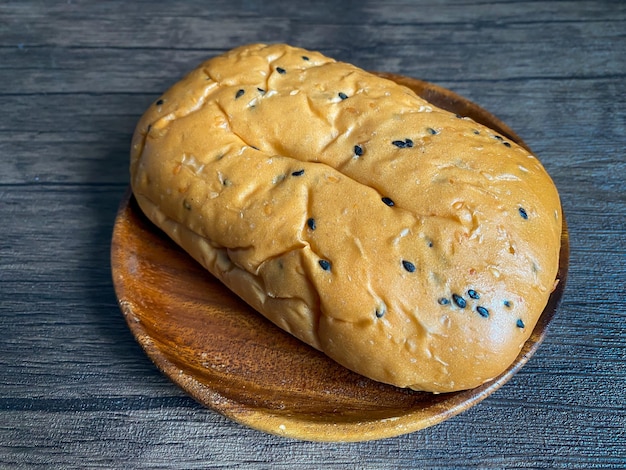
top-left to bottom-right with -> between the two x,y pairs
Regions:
111,74 -> 569,442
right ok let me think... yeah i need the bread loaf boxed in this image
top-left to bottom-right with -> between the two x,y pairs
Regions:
130,43 -> 562,393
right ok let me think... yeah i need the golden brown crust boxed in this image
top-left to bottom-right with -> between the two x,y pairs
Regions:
130,43 -> 562,392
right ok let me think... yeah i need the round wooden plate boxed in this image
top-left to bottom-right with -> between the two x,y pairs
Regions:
111,74 -> 569,442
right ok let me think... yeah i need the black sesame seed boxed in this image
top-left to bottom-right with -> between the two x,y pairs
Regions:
516,318 -> 525,328
473,129 -> 480,135
276,66 -> 286,74
302,55 -> 310,61
427,127 -> 438,135
235,89 -> 245,99
382,197 -> 395,207
354,144 -> 363,156
467,289 -> 480,300
183,199 -> 192,211
476,306 -> 490,318
250,145 -> 259,151
402,260 -> 416,272
257,87 -> 266,94
156,99 -> 164,106
493,134 -> 503,141
503,141 -> 512,147
291,169 -> 305,176
504,300 -> 512,308
392,138 -> 414,148
519,207 -> 529,219
438,297 -> 450,305
375,304 -> 386,318
338,92 -> 348,100
452,294 -> 467,308
319,259 -> 331,271
307,218 -> 316,230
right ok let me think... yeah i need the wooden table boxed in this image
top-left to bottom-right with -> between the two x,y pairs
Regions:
2,1 -> 624,468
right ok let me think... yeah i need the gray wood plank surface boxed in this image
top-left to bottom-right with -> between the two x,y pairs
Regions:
1,0 -> 625,468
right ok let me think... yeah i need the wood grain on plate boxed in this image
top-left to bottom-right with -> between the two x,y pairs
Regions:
110,75 -> 569,442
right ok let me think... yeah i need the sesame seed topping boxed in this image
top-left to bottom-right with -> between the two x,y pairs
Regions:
319,259 -> 331,271
493,135 -> 503,141
392,138 -> 414,148
375,303 -> 386,318
452,294 -> 467,308
338,92 -> 348,100
427,127 -> 438,135
503,141 -> 512,147
519,207 -> 529,219
307,218 -> 316,230
438,297 -> 450,305
476,306 -> 490,318
235,89 -> 245,99
402,260 -> 416,272
302,56 -> 310,61
467,289 -> 480,299
156,99 -> 164,106
382,197 -> 395,207
291,169 -> 305,176
257,87 -> 266,94
354,144 -> 363,156
276,66 -> 286,74
504,300 -> 512,308
516,319 -> 525,328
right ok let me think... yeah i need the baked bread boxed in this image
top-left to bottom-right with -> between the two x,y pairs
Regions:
130,43 -> 562,393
